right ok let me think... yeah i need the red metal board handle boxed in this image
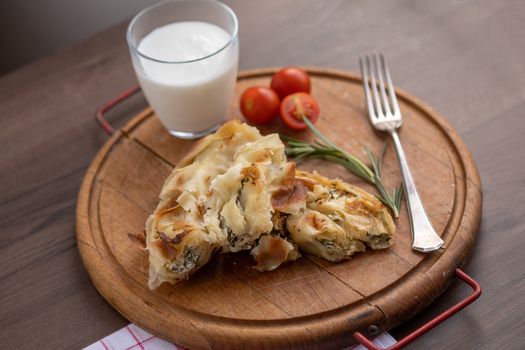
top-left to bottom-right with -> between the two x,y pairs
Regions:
353,268 -> 481,350
95,85 -> 141,135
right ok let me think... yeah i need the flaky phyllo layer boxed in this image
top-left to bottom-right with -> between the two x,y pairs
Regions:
145,121 -> 395,288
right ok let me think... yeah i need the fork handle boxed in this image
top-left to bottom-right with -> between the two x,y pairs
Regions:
390,130 -> 444,252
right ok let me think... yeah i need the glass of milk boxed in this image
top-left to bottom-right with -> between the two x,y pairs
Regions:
127,0 -> 239,139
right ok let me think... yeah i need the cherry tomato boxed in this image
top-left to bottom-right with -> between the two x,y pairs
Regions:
280,92 -> 320,130
240,86 -> 280,124
271,67 -> 311,100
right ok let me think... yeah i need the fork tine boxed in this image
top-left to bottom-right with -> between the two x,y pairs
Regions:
359,57 -> 376,120
366,55 -> 384,117
374,53 -> 392,115
380,53 -> 400,116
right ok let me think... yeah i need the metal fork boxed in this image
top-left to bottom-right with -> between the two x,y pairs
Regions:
359,53 -> 444,253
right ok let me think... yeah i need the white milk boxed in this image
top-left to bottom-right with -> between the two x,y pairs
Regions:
135,21 -> 238,135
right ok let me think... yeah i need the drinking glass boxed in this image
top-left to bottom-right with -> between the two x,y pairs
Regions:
127,0 -> 239,139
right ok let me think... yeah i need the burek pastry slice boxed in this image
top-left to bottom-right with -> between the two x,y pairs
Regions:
146,120 -> 303,288
287,170 -> 395,261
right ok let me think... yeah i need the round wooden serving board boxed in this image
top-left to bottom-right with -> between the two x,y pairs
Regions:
76,68 -> 482,349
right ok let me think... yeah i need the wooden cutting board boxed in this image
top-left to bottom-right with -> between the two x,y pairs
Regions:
76,68 -> 482,349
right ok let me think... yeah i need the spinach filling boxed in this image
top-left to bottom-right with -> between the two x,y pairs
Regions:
166,246 -> 200,273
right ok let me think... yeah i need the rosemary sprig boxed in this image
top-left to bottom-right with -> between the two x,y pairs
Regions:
365,146 -> 403,218
282,118 -> 403,218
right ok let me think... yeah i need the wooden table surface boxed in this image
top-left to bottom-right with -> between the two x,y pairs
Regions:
1,0 -> 524,349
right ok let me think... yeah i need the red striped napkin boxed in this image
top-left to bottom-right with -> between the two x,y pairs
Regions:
83,323 -> 396,350
83,324 -> 184,350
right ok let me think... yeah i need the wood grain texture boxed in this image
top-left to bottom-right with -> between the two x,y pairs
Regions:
76,69 -> 481,349
1,1 -> 525,349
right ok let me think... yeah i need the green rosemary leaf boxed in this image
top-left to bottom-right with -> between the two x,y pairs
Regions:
376,194 -> 390,207
303,117 -> 339,149
314,140 -> 331,150
294,150 -> 314,163
395,185 -> 403,210
389,189 -> 395,206
377,142 -> 388,177
373,174 -> 391,204
285,140 -> 306,147
279,135 -> 296,142
365,147 -> 380,177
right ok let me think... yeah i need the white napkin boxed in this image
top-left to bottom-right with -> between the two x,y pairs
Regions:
84,323 -> 396,350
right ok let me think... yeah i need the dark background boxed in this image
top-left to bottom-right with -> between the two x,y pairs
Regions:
0,0 -> 158,76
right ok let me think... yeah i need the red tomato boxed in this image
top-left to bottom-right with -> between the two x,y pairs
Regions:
280,92 -> 320,130
240,87 -> 280,124
271,67 -> 311,99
